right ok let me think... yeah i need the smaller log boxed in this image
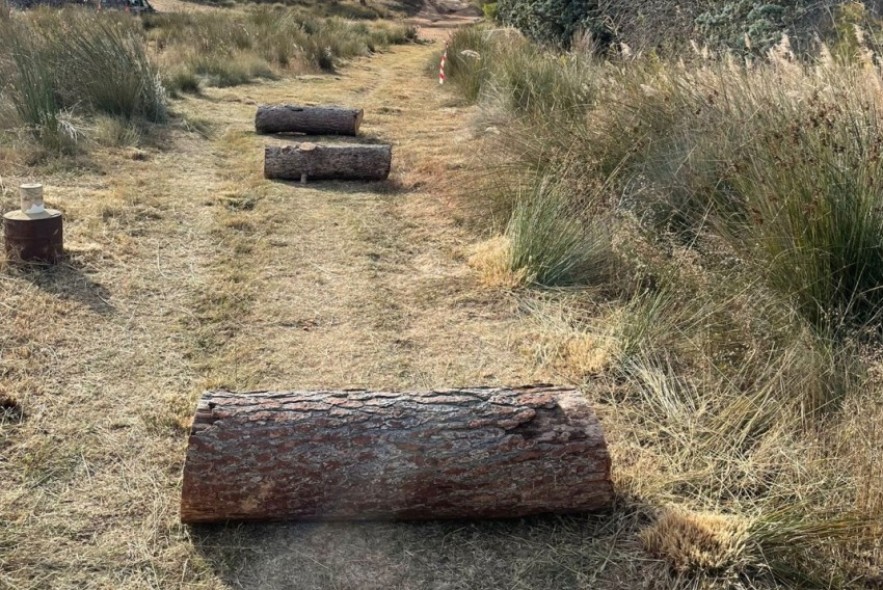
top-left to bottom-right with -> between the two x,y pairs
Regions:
264,143 -> 392,182
255,105 -> 364,136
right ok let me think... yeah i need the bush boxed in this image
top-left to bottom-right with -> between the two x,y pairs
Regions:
482,2 -> 497,21
494,0 -> 881,54
496,0 -> 610,48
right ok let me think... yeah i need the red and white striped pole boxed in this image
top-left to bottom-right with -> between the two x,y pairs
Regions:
438,42 -> 448,85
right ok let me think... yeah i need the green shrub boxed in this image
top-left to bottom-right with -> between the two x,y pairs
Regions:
493,0 -> 878,54
482,2 -> 497,21
495,0 -> 610,48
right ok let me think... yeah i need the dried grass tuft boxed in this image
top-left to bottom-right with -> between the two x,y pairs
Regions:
467,235 -> 528,288
640,508 -> 750,573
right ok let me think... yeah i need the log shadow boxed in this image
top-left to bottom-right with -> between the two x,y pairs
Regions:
267,176 -> 408,196
190,511 -> 641,590
261,133 -> 391,146
6,255 -> 115,315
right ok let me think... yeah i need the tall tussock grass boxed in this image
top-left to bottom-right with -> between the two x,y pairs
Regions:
0,5 -> 413,154
0,8 -> 165,152
506,178 -> 616,287
147,7 -> 416,89
446,24 -> 883,588
51,17 -> 167,122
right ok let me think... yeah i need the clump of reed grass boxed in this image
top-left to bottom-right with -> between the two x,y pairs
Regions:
2,26 -> 76,152
428,26 -> 500,102
506,178 -> 616,287
49,16 -> 167,122
0,9 -> 166,152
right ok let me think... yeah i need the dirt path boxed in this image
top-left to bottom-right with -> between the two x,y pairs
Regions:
192,35 -> 537,394
1,20 -> 630,590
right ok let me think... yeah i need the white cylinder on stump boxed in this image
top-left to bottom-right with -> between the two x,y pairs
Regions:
3,183 -> 63,264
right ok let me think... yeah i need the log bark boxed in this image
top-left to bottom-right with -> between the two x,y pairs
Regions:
255,104 -> 363,135
180,386 -> 613,524
264,143 -> 391,182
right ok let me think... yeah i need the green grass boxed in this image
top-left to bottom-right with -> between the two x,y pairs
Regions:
52,17 -> 167,122
429,26 -> 498,102
506,179 -> 615,287
0,5 -> 414,155
2,25 -> 74,152
0,9 -> 165,151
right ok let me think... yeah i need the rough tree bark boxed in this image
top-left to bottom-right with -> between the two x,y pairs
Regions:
264,143 -> 392,182
180,386 -> 613,524
255,105 -> 364,135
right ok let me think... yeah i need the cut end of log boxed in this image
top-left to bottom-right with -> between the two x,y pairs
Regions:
180,386 -> 613,524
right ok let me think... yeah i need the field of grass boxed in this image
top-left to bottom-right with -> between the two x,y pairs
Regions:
445,24 -> 883,588
3,0 -> 883,587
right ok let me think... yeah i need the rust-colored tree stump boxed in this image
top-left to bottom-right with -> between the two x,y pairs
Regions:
180,386 -> 613,524
3,183 -> 63,265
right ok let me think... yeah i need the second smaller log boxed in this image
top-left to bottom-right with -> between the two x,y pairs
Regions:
264,143 -> 392,182
256,104 -> 363,136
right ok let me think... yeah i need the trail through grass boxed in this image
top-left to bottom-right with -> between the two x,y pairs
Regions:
0,14 -> 598,590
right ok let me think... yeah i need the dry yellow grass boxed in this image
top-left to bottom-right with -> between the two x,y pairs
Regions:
640,508 -> 750,574
466,235 -> 527,289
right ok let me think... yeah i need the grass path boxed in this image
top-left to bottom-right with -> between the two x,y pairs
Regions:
1,24 -> 631,590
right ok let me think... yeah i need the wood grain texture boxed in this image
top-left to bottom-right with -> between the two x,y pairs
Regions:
255,104 -> 364,135
180,386 -> 613,523
263,143 -> 392,181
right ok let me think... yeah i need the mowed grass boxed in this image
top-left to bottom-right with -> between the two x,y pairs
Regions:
0,16 -> 619,590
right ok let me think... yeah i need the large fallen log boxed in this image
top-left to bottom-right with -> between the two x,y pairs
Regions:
264,143 -> 391,182
180,386 -> 613,524
255,104 -> 364,136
